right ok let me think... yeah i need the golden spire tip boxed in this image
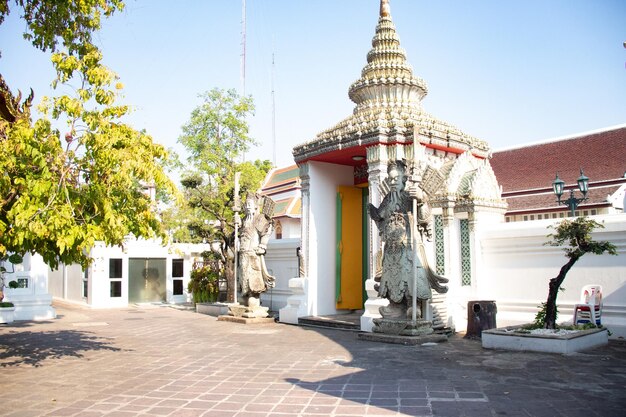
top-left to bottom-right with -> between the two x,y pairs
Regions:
380,0 -> 391,17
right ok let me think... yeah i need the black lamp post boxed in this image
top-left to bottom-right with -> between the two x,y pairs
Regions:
552,169 -> 589,216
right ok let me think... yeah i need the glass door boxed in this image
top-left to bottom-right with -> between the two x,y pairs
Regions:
128,258 -> 167,303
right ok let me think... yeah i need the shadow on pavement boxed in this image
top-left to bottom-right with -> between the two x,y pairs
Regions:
284,325 -> 626,416
0,329 -> 124,367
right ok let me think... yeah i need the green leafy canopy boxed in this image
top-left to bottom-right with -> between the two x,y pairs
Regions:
545,217 -> 618,259
163,88 -> 272,247
1,0 -> 179,269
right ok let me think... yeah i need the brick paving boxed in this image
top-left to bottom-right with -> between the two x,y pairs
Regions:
1,302 -> 625,417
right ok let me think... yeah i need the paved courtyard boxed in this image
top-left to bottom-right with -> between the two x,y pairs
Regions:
1,302 -> 625,417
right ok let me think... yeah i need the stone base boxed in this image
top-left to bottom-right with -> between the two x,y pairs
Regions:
228,303 -> 270,319
482,326 -> 608,354
217,315 -> 276,325
373,318 -> 434,336
358,332 -> 448,345
0,306 -> 15,324
196,302 -> 229,317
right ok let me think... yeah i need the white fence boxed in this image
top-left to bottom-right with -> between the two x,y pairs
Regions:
479,214 -> 626,338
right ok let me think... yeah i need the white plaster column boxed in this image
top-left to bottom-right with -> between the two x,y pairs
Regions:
441,203 -> 456,278
279,163 -> 311,323
361,145 -> 389,332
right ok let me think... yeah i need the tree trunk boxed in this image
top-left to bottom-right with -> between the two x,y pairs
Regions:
544,255 -> 580,329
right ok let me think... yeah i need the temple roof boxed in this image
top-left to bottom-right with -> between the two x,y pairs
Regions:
261,165 -> 300,196
260,165 -> 301,219
293,0 -> 489,165
490,125 -> 626,214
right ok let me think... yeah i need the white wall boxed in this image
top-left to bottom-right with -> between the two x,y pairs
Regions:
48,264 -> 84,303
262,238 -> 300,311
274,217 -> 300,239
49,240 -> 208,308
3,253 -> 56,320
479,214 -> 626,338
308,162 -> 355,316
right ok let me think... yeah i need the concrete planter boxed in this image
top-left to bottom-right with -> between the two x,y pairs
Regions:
482,325 -> 608,354
0,306 -> 15,324
196,302 -> 229,317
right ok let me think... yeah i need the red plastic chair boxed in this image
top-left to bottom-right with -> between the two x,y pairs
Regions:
573,285 -> 603,326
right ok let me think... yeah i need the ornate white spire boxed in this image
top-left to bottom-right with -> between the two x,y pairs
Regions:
292,0 -> 490,163
348,0 -> 428,111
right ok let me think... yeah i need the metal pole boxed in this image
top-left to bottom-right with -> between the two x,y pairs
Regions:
411,142 -> 419,326
240,0 -> 246,96
271,48 -> 276,167
411,199 -> 418,326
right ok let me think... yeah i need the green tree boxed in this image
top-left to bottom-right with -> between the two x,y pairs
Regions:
0,0 -> 178,269
542,217 -> 617,329
174,88 -> 272,302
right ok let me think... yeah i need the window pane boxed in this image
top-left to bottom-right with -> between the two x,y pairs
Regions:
110,281 -> 122,297
172,259 -> 184,277
109,259 -> 123,279
173,279 -> 184,295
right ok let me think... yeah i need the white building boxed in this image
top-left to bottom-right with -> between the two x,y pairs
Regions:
47,240 -> 209,308
273,0 -> 626,338
259,165 -> 302,312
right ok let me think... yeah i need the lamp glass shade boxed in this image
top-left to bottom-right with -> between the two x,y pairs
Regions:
552,174 -> 565,197
577,170 -> 589,194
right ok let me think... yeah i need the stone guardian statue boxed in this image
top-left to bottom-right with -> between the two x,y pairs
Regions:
234,193 -> 276,318
368,160 -> 448,335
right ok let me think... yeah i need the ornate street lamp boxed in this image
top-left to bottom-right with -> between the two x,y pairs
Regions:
552,169 -> 589,216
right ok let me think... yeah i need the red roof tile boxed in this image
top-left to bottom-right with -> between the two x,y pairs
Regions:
505,186 -> 620,212
490,126 -> 626,213
491,126 -> 626,193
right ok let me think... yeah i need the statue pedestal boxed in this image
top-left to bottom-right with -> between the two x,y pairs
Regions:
373,318 -> 435,336
242,305 -> 270,318
216,302 -> 274,324
358,331 -> 447,345
358,318 -> 447,345
217,315 -> 275,325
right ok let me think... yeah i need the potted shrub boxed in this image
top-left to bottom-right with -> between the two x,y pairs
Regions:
189,251 -> 229,316
188,265 -> 220,304
539,217 -> 616,329
0,254 -> 23,324
0,300 -> 15,324
0,253 -> 23,303
482,217 -> 617,353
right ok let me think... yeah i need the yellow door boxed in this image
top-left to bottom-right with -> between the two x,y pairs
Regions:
336,186 -> 363,310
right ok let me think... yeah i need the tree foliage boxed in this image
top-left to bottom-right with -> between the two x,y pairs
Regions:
166,88 -> 272,301
1,0 -> 178,269
0,1 -> 124,53
173,88 -> 272,245
542,217 -> 617,329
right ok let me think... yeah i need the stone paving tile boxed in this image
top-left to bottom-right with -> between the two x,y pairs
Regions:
1,303 -> 626,417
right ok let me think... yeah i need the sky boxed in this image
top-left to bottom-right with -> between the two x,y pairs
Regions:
1,0 -> 625,177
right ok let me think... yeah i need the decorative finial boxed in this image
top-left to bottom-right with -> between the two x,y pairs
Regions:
380,0 -> 391,17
